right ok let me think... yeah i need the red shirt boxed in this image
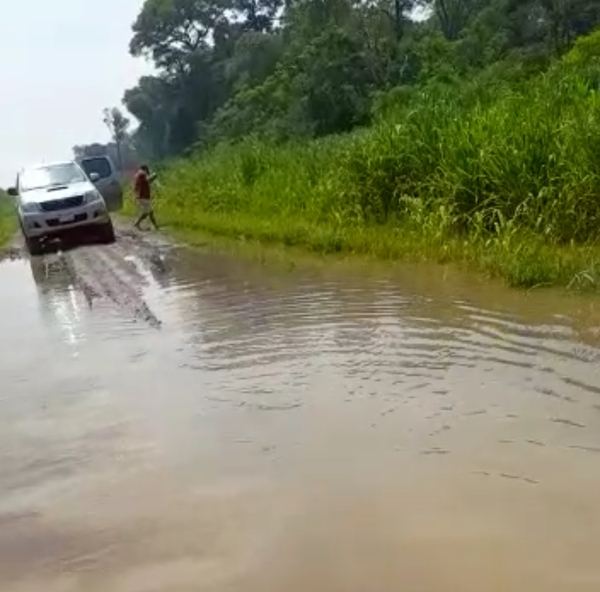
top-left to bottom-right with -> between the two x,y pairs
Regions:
134,170 -> 151,200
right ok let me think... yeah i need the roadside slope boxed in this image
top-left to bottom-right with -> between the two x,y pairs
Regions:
127,32 -> 600,292
0,196 -> 15,249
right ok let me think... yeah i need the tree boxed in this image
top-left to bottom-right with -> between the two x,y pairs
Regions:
103,108 -> 131,174
121,0 -> 600,161
505,0 -> 600,54
130,0 -> 231,73
369,0 -> 426,40
233,0 -> 283,32
432,0 -> 485,40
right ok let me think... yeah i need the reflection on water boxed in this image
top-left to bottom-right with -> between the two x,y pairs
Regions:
29,256 -> 86,346
1,244 -> 600,592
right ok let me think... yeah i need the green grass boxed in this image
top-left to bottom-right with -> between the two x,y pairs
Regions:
0,197 -> 16,249
126,34 -> 600,291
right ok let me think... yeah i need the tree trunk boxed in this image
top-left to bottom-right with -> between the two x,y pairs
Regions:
116,141 -> 123,178
395,0 -> 402,40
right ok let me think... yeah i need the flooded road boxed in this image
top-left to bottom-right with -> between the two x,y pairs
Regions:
1,231 -> 600,592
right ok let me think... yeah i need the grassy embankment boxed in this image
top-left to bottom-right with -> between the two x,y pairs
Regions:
0,194 -> 15,248
132,34 -> 600,289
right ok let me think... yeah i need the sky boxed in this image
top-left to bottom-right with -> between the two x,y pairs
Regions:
0,0 -> 153,187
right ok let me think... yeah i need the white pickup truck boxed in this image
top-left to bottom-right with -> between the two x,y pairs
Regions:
8,160 -> 116,255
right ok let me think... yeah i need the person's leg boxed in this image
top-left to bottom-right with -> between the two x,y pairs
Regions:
134,213 -> 148,229
135,200 -> 151,230
148,211 -> 159,230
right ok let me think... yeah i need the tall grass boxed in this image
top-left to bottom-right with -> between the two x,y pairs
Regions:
146,42 -> 600,290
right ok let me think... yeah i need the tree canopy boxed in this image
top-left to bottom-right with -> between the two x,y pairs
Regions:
120,0 -> 600,160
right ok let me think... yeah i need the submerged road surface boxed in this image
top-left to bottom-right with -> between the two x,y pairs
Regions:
1,230 -> 600,592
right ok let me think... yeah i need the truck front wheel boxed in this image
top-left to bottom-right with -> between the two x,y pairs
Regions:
98,221 -> 116,244
25,235 -> 43,256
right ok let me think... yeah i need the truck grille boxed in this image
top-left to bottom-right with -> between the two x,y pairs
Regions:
40,196 -> 84,212
46,213 -> 88,227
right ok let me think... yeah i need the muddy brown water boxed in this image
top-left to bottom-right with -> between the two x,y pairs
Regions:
1,230 -> 600,592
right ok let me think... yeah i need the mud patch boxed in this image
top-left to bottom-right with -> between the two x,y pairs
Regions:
69,247 -> 161,327
27,230 -> 171,328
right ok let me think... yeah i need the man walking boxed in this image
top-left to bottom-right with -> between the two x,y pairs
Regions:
133,164 -> 158,231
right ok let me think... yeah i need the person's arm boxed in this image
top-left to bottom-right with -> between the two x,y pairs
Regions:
148,172 -> 157,184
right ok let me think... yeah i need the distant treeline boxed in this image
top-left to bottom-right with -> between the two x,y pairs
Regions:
72,142 -> 140,176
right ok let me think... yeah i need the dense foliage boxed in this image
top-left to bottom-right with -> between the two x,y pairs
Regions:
122,0 -> 600,160
124,29 -> 600,288
114,0 -> 600,288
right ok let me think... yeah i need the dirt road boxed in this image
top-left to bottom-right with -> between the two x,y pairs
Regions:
1,230 -> 600,592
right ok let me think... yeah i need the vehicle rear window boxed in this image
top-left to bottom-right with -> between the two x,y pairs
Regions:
81,157 -> 112,180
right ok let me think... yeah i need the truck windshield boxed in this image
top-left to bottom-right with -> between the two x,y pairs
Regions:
20,163 -> 87,192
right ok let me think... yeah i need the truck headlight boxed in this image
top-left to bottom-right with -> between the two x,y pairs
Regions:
20,202 -> 39,213
84,190 -> 104,204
